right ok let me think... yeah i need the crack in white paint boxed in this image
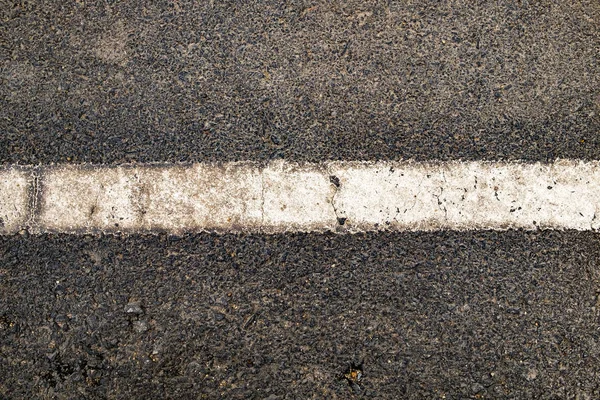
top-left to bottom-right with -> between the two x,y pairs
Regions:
260,165 -> 266,228
326,164 -> 344,227
27,167 -> 40,228
1,160 -> 600,234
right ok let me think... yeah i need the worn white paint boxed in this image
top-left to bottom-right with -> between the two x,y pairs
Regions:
0,168 -> 31,234
1,160 -> 599,234
329,160 -> 600,232
263,161 -> 337,232
37,163 -> 263,233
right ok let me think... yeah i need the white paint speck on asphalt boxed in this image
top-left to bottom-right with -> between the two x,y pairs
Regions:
1,160 -> 599,234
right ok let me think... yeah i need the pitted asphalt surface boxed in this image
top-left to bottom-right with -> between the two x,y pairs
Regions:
2,0 -> 599,164
1,232 -> 600,399
2,1 -> 600,399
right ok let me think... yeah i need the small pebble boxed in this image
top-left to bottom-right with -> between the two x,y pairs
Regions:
526,368 -> 538,381
132,320 -> 148,333
214,312 -> 225,321
125,302 -> 143,315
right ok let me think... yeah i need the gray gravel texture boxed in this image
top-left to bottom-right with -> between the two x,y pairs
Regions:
1,231 -> 600,399
2,0 -> 599,164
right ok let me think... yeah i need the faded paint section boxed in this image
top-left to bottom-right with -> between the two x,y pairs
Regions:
37,166 -> 139,232
0,168 -> 32,234
131,163 -> 263,233
263,161 -> 337,233
36,163 -> 263,234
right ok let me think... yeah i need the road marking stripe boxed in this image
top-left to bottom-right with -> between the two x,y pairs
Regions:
1,160 -> 599,234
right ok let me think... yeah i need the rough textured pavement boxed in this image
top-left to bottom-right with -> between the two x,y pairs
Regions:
2,1 -> 600,399
1,231 -> 600,399
2,0 -> 599,164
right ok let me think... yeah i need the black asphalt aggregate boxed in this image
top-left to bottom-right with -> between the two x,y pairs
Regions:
1,231 -> 600,399
2,0 -> 599,164
2,1 -> 600,399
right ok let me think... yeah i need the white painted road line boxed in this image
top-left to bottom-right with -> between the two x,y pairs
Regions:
0,160 -> 599,234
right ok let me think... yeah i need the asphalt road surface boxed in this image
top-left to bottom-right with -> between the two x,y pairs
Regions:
2,0 -> 599,164
2,232 -> 600,398
2,1 -> 600,399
